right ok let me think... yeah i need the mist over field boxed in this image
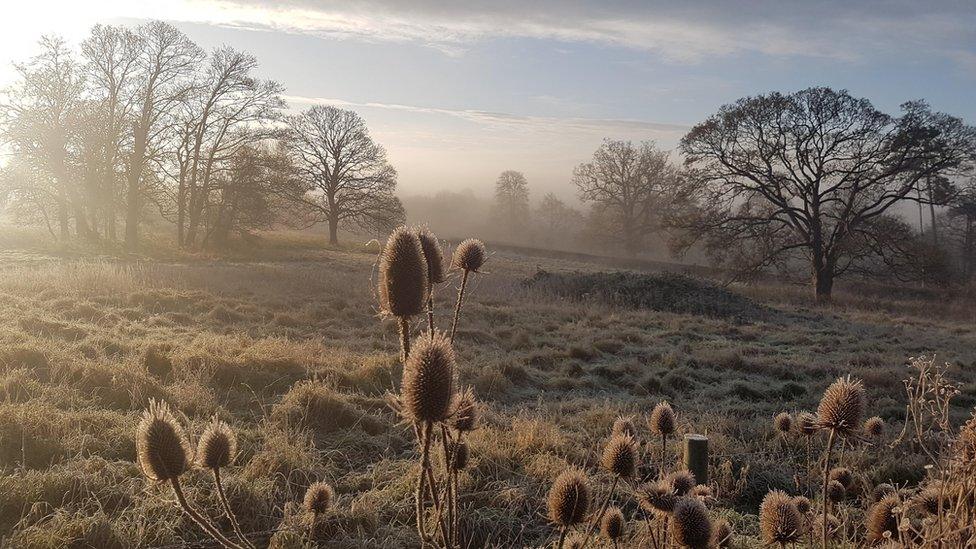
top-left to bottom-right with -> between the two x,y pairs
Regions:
1,2 -> 976,549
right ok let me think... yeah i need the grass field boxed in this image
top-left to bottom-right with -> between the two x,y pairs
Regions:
1,231 -> 975,547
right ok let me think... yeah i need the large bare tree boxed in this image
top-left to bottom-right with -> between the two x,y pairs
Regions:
284,105 -> 403,245
676,87 -> 976,301
573,139 -> 676,257
491,170 -> 530,242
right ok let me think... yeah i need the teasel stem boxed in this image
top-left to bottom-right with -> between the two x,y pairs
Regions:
821,429 -> 837,549
399,317 -> 411,364
415,422 -> 433,545
556,526 -> 567,549
437,424 -> 455,548
212,468 -> 255,549
417,422 -> 451,547
660,434 -> 667,478
170,477 -> 245,549
426,295 -> 435,336
450,270 -> 470,343
583,475 -> 618,545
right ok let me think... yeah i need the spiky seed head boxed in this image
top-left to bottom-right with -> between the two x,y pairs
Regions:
667,470 -> 697,496
815,514 -> 841,540
828,467 -> 854,490
451,238 -> 486,272
759,490 -> 803,545
450,387 -> 478,432
952,412 -> 976,472
136,400 -> 190,482
914,483 -> 946,515
691,484 -> 714,504
611,416 -> 637,438
400,331 -> 456,423
826,480 -> 846,503
872,483 -> 896,502
794,496 -> 812,515
416,227 -> 446,285
649,401 -> 676,437
817,376 -> 866,436
865,416 -> 884,438
449,441 -> 469,471
601,506 -> 625,540
563,533 -> 586,549
303,482 -> 334,515
637,481 -> 677,514
866,495 -> 900,543
547,468 -> 591,526
602,434 -> 638,478
379,226 -> 428,318
774,412 -> 792,434
711,518 -> 733,548
196,418 -> 236,470
797,412 -> 818,437
671,497 -> 712,548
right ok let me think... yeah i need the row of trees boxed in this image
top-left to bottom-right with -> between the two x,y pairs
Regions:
0,23 -> 403,250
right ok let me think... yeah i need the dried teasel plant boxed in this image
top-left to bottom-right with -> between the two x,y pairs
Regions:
711,518 -> 733,548
548,468 -> 591,548
759,490 -> 804,547
582,433 -> 638,545
137,400 -> 245,549
865,494 -> 901,544
649,401 -> 676,470
671,497 -> 712,549
303,481 -> 334,544
416,227 -> 446,334
379,226 -> 429,362
197,418 -> 253,549
816,375 -> 865,549
600,506 -> 625,547
449,238 -> 486,343
611,416 -> 637,438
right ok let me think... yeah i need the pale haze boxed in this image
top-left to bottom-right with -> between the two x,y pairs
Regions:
2,1 -> 975,201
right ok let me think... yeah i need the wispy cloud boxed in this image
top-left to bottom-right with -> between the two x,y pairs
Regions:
283,94 -> 689,136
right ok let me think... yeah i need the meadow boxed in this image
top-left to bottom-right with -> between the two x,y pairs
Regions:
1,230 -> 975,548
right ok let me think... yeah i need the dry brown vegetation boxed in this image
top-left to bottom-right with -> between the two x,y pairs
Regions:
1,230 -> 976,547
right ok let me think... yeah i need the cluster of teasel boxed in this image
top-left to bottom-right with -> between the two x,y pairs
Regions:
545,401 -> 733,549
380,226 -> 487,548
136,402 -> 335,548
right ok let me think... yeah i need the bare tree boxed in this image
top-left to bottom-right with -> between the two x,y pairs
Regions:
573,139 -> 676,257
284,105 -> 403,245
126,21 -> 202,251
0,35 -> 87,240
492,170 -> 530,242
676,87 -> 976,301
535,193 -> 582,249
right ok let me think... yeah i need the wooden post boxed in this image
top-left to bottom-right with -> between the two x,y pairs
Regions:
683,434 -> 708,485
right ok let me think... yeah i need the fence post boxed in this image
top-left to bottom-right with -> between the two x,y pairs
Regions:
683,434 -> 708,485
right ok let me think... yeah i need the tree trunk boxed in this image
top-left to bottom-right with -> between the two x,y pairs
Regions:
328,216 -> 339,246
813,265 -> 834,303
125,123 -> 147,252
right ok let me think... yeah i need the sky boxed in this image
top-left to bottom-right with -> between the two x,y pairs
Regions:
1,1 -> 975,202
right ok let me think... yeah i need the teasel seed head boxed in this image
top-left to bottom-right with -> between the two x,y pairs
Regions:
793,495 -> 811,514
379,226 -> 428,318
872,483 -> 896,502
671,497 -> 712,549
914,483 -> 946,515
449,441 -> 469,471
451,238 -> 486,273
814,513 -> 841,540
601,506 -> 625,540
866,494 -> 900,543
759,490 -> 803,545
952,412 -> 976,472
826,480 -> 846,503
637,480 -> 677,514
547,468 -> 591,527
711,518 -> 733,548
196,417 -> 236,470
817,376 -> 866,436
563,533 -> 586,549
416,227 -> 446,285
828,467 -> 854,490
691,484 -> 714,505
303,481 -> 334,516
136,400 -> 190,482
649,401 -> 676,437
667,470 -> 697,497
774,412 -> 792,434
450,387 -> 479,433
864,416 -> 884,438
400,331 -> 456,423
611,416 -> 637,438
601,433 -> 638,478
797,412 -> 818,437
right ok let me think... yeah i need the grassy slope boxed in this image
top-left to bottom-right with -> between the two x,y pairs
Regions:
0,235 -> 975,547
